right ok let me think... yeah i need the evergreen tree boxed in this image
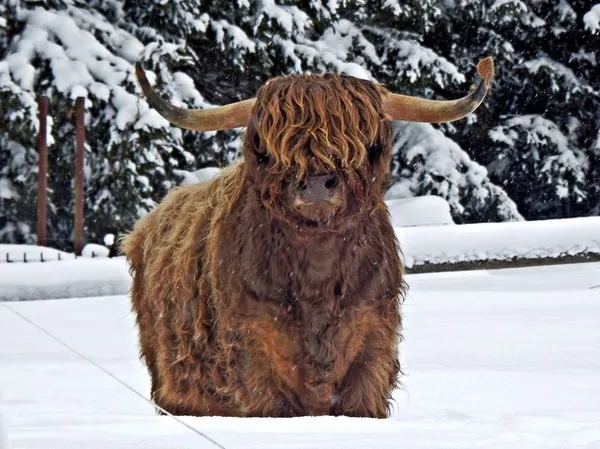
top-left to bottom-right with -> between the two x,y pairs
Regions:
6,0 -> 600,248
387,121 -> 522,223
583,3 -> 600,215
429,0 -> 600,220
129,0 -> 522,222
0,0 -> 40,243
0,0 -> 205,248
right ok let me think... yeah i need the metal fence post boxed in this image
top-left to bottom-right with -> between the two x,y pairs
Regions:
37,96 -> 48,247
74,97 -> 85,256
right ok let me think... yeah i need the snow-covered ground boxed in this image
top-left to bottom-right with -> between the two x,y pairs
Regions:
1,262 -> 599,448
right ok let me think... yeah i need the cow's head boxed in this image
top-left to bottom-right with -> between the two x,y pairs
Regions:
135,58 -> 494,229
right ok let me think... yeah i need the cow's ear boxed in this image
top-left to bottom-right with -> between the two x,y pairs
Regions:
256,151 -> 270,166
368,142 -> 384,165
252,133 -> 271,166
244,128 -> 270,172
252,131 -> 261,150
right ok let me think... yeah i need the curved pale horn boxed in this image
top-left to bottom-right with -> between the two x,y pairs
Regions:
382,57 -> 495,123
135,63 -> 255,131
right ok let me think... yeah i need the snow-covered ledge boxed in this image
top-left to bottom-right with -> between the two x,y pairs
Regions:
396,217 -> 600,270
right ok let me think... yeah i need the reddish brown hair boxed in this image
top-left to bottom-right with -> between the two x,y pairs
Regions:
122,72 -> 406,418
243,73 -> 394,231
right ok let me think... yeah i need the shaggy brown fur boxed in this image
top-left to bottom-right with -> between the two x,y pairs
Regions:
122,73 -> 406,418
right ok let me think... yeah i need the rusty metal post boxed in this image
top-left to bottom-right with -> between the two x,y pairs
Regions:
36,96 -> 48,247
73,97 -> 85,256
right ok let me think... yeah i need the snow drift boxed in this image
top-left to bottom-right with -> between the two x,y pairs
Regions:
0,257 -> 130,302
398,216 -> 600,268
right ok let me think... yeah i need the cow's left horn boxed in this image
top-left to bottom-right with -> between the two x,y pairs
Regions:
382,57 -> 495,123
135,63 -> 256,131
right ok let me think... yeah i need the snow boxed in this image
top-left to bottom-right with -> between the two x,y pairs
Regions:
388,40 -> 465,87
386,196 -> 454,227
490,115 -> 570,149
0,244 -> 109,263
487,115 -> 587,205
0,256 -> 130,302
1,262 -> 599,448
268,18 -> 380,79
398,216 -> 600,268
18,8 -> 130,94
0,4 -> 190,138
212,20 -> 256,53
259,0 -> 311,35
490,0 -> 528,12
0,244 -> 73,263
583,4 -> 600,34
523,57 -> 591,93
0,400 -> 6,449
0,179 -> 15,200
81,243 -> 110,258
173,166 -> 222,186
103,234 -> 115,247
395,123 -> 490,192
320,19 -> 382,68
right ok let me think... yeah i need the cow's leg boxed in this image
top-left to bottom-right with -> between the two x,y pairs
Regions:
150,348 -> 247,417
332,345 -> 400,418
138,338 -> 166,416
134,309 -> 161,403
229,369 -> 305,418
230,311 -> 306,417
153,383 -> 239,417
331,306 -> 401,418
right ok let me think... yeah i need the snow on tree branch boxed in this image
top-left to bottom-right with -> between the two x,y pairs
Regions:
584,5 -> 600,34
387,121 -> 523,223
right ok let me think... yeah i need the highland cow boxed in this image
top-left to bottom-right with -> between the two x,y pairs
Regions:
122,57 -> 494,418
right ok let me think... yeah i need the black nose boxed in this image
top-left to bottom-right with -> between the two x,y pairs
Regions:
298,174 -> 340,203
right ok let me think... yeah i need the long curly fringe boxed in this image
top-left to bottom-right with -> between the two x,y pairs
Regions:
254,73 -> 389,178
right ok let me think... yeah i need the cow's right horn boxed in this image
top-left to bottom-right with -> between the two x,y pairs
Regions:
135,63 -> 256,131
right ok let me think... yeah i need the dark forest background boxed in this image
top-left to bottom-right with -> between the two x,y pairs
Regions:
1,0 -> 599,250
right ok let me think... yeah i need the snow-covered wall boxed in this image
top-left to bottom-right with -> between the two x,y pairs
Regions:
397,217 -> 600,268
387,197 -> 454,227
0,258 -> 130,302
